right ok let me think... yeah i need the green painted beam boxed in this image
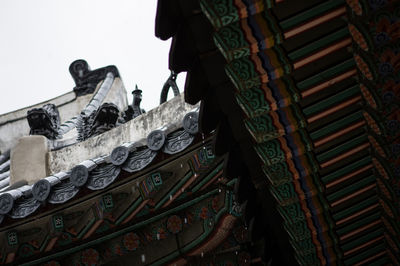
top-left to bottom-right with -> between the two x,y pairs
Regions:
316,134 -> 367,163
344,242 -> 386,266
297,59 -> 355,90
341,227 -> 383,252
77,218 -> 96,239
327,175 -> 375,202
280,0 -> 344,30
39,235 -> 50,252
336,212 -> 380,236
303,85 -> 359,117
155,171 -> 193,210
115,197 -> 143,225
321,156 -> 371,184
333,195 -> 377,221
288,27 -> 349,61
368,256 -> 391,266
310,111 -> 362,140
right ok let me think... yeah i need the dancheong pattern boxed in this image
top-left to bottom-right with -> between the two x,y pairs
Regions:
200,0 -> 400,264
0,132 -> 255,265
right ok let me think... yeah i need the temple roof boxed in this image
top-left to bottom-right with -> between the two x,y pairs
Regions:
0,58 -> 252,266
0,97 -> 198,224
1,0 -> 399,264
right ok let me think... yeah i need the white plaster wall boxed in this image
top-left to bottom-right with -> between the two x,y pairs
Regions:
0,77 -> 128,154
47,94 -> 198,174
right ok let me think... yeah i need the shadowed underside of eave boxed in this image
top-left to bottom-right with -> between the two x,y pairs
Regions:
156,0 -> 400,265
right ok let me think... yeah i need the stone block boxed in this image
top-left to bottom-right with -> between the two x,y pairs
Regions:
10,135 -> 48,185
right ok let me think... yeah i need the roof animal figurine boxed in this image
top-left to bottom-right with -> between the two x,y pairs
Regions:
121,85 -> 146,122
77,102 -> 120,141
27,103 -> 61,140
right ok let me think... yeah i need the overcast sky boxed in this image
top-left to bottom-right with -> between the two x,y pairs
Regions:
0,0 -> 185,115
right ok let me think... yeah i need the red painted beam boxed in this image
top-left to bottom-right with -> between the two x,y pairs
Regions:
307,96 -> 362,123
336,203 -> 379,226
302,69 -> 357,98
293,38 -> 352,69
326,164 -> 373,189
285,7 -> 346,39
320,142 -> 369,168
314,120 -> 365,147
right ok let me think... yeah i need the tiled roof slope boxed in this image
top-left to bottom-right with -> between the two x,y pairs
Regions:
0,129 -> 249,265
0,58 -> 256,265
156,0 -> 400,265
0,103 -> 199,225
0,60 -> 129,193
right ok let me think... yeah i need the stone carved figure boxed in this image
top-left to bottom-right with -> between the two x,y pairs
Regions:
77,103 -> 120,141
69,59 -> 119,96
27,103 -> 61,139
121,85 -> 146,123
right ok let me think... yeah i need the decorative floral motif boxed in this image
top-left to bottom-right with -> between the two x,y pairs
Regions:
113,244 -> 124,256
167,215 -> 183,234
81,248 -> 100,266
122,232 -> 140,251
379,49 -> 400,76
199,206 -> 210,220
392,143 -> 400,155
381,79 -> 400,105
18,244 -> 35,258
374,17 -> 400,45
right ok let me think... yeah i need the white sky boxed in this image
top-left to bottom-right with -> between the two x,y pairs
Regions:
0,0 -> 185,115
